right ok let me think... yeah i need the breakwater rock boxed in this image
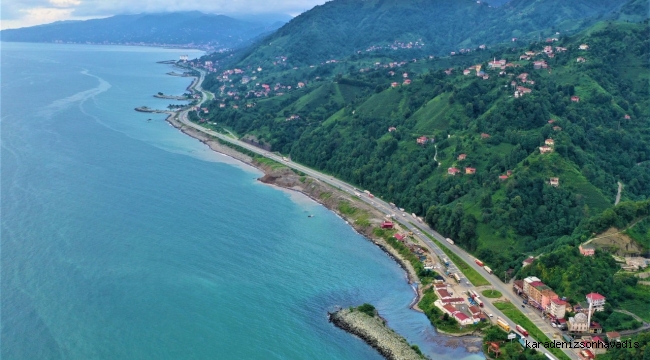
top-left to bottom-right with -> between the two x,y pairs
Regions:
329,308 -> 426,360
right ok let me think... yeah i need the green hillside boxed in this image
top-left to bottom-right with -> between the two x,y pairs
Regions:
194,18 -> 649,276
230,0 -> 628,67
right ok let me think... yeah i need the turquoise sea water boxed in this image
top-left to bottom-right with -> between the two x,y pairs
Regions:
1,42 -> 484,360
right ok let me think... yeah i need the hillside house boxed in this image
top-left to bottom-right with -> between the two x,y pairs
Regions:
525,51 -> 536,56
577,57 -> 586,63
520,258 -> 534,270
481,133 -> 491,139
458,154 -> 467,160
548,119 -> 555,124
507,170 -> 513,176
403,72 -> 409,78
488,59 -> 506,69
556,47 -> 567,52
403,79 -> 412,85
381,221 -> 394,229
579,44 -> 589,50
579,244 -> 595,256
520,55 -> 531,60
553,126 -> 562,131
391,82 -> 399,88
448,167 -> 460,176
624,114 -> 631,119
499,175 -> 509,181
463,69 -> 471,75
517,73 -> 529,82
219,103 -> 226,108
445,69 -> 453,75
571,96 -> 580,102
517,86 -> 532,94
465,167 -> 476,175
545,139 -> 555,146
586,293 -> 606,312
533,60 -> 548,69
544,46 -> 553,54
539,146 -> 553,154
388,127 -> 397,132
550,177 -> 559,187
417,136 -> 428,144
606,332 -> 621,342
297,82 -> 305,88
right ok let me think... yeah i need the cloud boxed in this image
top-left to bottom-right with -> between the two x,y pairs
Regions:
1,0 -> 327,28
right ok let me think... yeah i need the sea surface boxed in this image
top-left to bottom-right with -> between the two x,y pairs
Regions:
1,42 -> 484,360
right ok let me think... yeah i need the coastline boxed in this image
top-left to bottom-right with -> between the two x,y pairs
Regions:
159,67 -> 487,357
165,112 -> 420,287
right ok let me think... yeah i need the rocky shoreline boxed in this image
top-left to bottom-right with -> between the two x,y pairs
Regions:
329,308 -> 426,360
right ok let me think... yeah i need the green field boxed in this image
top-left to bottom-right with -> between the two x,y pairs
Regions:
482,289 -> 502,298
493,302 -> 570,360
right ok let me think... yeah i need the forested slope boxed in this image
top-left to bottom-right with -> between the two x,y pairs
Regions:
196,20 -> 649,276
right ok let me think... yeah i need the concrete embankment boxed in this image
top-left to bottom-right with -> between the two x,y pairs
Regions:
329,309 -> 426,360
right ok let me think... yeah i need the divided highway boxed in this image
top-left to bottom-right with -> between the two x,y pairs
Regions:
176,68 -> 577,360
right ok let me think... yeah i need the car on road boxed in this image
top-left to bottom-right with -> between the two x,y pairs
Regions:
521,304 -> 526,308
402,213 -> 406,217
488,313 -> 493,318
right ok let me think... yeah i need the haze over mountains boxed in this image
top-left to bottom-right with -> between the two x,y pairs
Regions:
0,12 -> 290,48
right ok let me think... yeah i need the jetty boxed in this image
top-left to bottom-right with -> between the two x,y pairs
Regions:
154,94 -> 190,100
329,307 -> 426,360
135,106 -> 173,114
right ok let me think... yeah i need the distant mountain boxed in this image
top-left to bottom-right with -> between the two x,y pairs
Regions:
0,12 -> 287,49
234,0 -> 630,66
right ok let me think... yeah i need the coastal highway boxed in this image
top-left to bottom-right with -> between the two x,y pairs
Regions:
177,68 -> 577,360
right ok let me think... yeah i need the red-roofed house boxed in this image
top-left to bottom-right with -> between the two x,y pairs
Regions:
522,257 -> 535,267
381,221 -> 394,229
579,244 -> 595,256
442,304 -> 457,314
437,289 -> 452,299
458,154 -> 467,160
417,136 -> 428,145
571,96 -> 580,102
550,177 -> 560,187
548,119 -> 555,124
545,139 -> 555,146
624,114 -> 631,120
403,79 -> 412,85
539,146 -> 553,154
465,167 -> 476,175
391,82 -> 399,88
388,127 -> 397,132
586,293 -> 606,311
441,298 -> 465,305
394,233 -> 405,242
606,332 -> 621,342
454,312 -> 473,325
481,133 -> 490,139
448,167 -> 461,176
499,175 -> 509,181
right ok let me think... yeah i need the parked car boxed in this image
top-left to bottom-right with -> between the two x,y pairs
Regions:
488,313 -> 494,318
521,304 -> 526,308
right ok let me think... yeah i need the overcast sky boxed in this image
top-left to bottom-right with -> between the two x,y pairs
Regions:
0,0 -> 328,29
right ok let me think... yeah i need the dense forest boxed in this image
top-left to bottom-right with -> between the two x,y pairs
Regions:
233,0 -> 629,66
195,19 -> 650,278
